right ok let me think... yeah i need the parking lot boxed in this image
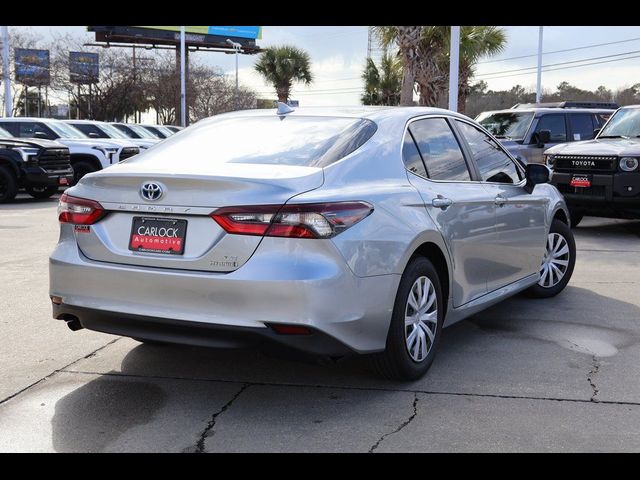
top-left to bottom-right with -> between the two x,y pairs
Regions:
0,193 -> 639,452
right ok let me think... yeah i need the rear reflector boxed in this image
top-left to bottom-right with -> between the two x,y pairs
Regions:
211,201 -> 373,239
58,193 -> 106,225
50,296 -> 63,305
268,324 -> 313,335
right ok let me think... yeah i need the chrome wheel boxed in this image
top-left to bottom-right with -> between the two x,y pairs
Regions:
539,232 -> 570,288
405,276 -> 438,362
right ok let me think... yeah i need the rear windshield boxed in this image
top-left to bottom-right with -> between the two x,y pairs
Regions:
476,112 -> 534,141
130,115 -> 377,168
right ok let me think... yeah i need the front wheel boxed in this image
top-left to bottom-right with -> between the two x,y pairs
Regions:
525,219 -> 576,298
370,256 -> 444,380
26,185 -> 59,199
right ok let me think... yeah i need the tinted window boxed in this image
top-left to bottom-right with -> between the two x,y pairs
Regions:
402,131 -> 427,177
0,122 -> 18,136
408,118 -> 470,182
16,122 -> 54,139
130,116 -> 378,168
535,115 -> 566,143
569,114 -> 595,141
456,121 -> 521,184
72,124 -> 108,138
476,111 -> 534,141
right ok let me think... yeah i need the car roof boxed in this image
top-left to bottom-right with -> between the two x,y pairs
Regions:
199,106 -> 471,124
480,108 -> 614,115
0,117 -> 61,122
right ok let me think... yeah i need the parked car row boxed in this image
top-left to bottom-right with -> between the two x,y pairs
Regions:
0,118 -> 181,202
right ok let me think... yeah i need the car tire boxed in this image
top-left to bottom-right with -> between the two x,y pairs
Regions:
0,166 -> 18,203
370,256 -> 444,381
26,185 -> 59,199
72,161 -> 97,185
569,209 -> 584,228
525,219 -> 576,298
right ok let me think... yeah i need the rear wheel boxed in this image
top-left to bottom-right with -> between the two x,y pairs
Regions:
72,161 -> 97,185
0,166 -> 18,203
370,256 -> 444,380
26,185 -> 59,199
525,219 -> 576,298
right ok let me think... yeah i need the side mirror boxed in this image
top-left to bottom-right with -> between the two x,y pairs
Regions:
88,132 -> 100,138
593,128 -> 601,138
524,163 -> 550,194
33,131 -> 49,139
536,129 -> 551,147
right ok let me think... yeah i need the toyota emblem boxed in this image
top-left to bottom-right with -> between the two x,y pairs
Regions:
140,182 -> 163,201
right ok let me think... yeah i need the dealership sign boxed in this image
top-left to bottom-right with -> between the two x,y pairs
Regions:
69,51 -> 99,84
14,48 -> 50,85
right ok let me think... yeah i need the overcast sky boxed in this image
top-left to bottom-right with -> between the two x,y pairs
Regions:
10,25 -> 640,107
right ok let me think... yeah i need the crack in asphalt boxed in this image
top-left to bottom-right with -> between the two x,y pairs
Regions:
186,383 -> 250,454
59,369 -> 640,407
588,356 -> 601,403
369,392 -> 418,453
0,338 -> 121,406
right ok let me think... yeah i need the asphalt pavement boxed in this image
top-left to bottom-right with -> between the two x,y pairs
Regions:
1,193 -> 639,452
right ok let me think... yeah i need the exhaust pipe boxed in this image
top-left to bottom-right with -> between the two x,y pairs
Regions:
59,314 -> 84,331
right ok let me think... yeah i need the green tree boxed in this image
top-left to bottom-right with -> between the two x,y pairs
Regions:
254,45 -> 313,103
375,26 -> 423,106
361,53 -> 402,106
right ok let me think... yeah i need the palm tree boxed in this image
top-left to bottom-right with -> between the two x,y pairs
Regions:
375,26 -> 422,106
361,53 -> 402,106
254,45 -> 313,103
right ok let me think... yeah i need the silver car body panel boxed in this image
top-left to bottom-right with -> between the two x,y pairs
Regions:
50,106 -> 569,353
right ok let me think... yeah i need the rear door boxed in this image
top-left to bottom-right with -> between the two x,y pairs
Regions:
454,119 -> 547,290
403,116 -> 496,307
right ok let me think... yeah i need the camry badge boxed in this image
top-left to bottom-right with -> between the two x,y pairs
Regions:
140,182 -> 164,201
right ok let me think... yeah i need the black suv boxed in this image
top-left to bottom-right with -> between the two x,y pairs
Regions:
0,126 -> 73,203
545,105 -> 640,226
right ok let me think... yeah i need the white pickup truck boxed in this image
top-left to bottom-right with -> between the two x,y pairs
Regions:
0,117 -> 140,184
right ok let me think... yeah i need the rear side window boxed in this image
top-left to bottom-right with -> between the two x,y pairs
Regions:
133,116 -> 378,168
408,118 -> 471,182
456,121 -> 522,184
535,115 -> 567,143
569,114 -> 596,141
402,131 -> 427,177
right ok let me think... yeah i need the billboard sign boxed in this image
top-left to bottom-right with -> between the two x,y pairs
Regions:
134,26 -> 262,40
69,51 -> 99,84
15,48 -> 50,85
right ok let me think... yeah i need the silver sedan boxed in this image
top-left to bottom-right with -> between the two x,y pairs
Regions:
50,106 -> 576,380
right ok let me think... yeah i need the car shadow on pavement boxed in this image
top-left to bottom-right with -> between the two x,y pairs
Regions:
49,283 -> 640,452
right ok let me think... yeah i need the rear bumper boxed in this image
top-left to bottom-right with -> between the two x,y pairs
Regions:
552,171 -> 640,215
49,227 -> 400,354
53,304 -> 354,356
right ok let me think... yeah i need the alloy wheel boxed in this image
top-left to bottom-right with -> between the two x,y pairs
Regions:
405,276 -> 438,362
538,232 -> 570,288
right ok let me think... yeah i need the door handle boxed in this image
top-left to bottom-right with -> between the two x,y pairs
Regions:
494,195 -> 508,206
432,197 -> 453,209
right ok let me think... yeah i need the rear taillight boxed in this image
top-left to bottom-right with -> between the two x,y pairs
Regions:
211,201 -> 373,239
58,193 -> 106,225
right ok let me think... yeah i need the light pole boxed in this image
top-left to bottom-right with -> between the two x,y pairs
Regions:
1,26 -> 12,117
448,26 -> 460,112
180,26 -> 186,127
536,26 -> 544,104
226,38 -> 242,110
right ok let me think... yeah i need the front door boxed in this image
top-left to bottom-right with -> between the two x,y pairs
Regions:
454,120 -> 547,290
